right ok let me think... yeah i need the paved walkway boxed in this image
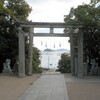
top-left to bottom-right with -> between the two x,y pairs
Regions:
19,74 -> 69,100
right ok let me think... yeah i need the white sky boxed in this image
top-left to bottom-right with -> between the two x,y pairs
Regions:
25,0 -> 90,51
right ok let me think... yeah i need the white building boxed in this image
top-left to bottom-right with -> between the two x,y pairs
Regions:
40,49 -> 70,69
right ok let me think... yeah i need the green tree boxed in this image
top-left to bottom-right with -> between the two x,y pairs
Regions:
0,0 -> 32,72
58,53 -> 71,73
32,47 -> 43,73
6,0 -> 32,20
64,1 -> 100,66
91,0 -> 100,4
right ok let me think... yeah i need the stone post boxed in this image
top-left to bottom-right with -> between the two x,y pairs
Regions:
77,32 -> 84,78
83,62 -> 87,76
18,30 -> 25,77
70,28 -> 75,75
75,55 -> 78,75
27,27 -> 34,76
50,27 -> 53,34
74,38 -> 78,76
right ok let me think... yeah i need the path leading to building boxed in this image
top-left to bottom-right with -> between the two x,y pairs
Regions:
19,74 -> 69,100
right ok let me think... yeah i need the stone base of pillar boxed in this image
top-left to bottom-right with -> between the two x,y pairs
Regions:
71,72 -> 75,76
83,63 -> 87,76
75,57 -> 78,76
27,73 -> 32,76
19,73 -> 25,78
77,73 -> 84,78
25,58 -> 28,75
98,67 -> 100,75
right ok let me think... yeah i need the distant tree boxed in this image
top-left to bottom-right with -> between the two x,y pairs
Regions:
58,53 -> 71,73
32,47 -> 43,73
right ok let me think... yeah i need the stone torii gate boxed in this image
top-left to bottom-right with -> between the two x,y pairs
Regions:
17,21 -> 84,78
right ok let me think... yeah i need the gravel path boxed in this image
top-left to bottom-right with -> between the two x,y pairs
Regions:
65,74 -> 100,100
0,74 -> 41,100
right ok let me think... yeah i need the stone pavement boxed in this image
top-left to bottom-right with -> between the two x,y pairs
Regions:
19,74 -> 69,100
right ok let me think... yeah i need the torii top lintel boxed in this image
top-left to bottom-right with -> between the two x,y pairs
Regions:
16,20 -> 82,28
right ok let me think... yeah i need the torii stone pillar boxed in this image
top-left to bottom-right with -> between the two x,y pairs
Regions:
74,38 -> 78,76
27,27 -> 34,76
70,28 -> 75,75
77,32 -> 83,78
18,30 -> 25,77
75,55 -> 78,75
50,27 -> 54,34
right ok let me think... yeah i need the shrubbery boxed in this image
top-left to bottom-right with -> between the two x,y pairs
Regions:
58,53 -> 71,73
32,47 -> 43,73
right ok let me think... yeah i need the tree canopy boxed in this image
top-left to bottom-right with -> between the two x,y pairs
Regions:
0,0 -> 32,72
64,0 -> 100,66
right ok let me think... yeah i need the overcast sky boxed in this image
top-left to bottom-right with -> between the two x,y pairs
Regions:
25,0 -> 90,50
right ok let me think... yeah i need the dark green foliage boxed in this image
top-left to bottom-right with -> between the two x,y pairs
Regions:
64,1 -> 100,66
58,53 -> 71,73
32,47 -> 43,73
0,0 -> 32,72
6,0 -> 32,20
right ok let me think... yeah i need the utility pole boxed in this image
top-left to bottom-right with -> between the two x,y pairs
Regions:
48,56 -> 50,69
